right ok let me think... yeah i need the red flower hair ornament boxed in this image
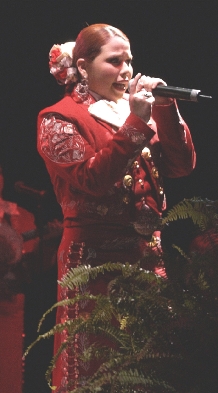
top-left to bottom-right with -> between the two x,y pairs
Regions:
49,42 -> 78,85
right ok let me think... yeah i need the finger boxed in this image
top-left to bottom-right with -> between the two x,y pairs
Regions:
138,76 -> 167,90
128,73 -> 141,94
152,79 -> 167,89
137,75 -> 152,91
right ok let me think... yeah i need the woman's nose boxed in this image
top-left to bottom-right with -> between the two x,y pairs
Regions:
120,62 -> 131,78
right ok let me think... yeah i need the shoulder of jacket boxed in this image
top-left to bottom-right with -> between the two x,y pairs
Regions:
38,96 -> 86,124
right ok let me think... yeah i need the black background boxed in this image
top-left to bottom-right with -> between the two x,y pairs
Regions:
1,0 -> 218,221
1,1 -> 218,392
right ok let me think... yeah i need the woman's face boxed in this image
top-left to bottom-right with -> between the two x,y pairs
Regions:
80,36 -> 133,102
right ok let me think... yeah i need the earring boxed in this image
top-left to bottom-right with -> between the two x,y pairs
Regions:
74,76 -> 89,102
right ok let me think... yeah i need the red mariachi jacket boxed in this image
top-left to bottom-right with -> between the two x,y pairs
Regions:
37,89 -> 196,235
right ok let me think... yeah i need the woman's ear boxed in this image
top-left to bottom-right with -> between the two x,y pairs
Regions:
76,58 -> 88,79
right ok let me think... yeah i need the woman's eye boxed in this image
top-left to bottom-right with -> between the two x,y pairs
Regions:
126,59 -> 132,66
109,58 -> 120,64
108,58 -> 132,66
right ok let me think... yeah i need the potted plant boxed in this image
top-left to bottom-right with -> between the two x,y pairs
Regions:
24,198 -> 218,392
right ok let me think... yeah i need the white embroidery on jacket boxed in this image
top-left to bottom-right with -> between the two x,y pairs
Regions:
40,115 -> 85,163
119,124 -> 146,144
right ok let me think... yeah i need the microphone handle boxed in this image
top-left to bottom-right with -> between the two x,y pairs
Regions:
152,85 -> 212,102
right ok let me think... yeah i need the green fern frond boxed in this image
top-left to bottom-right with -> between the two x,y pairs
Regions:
37,293 -> 97,331
70,366 -> 176,393
91,294 -> 113,323
96,324 -> 131,350
23,320 -> 73,358
45,338 -> 69,387
115,368 -> 176,392
195,271 -> 210,290
162,197 -> 218,236
171,244 -> 190,260
59,262 -> 125,289
162,198 -> 210,230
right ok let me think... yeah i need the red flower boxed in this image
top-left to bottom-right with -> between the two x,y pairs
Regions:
57,69 -> 67,80
49,45 -> 62,64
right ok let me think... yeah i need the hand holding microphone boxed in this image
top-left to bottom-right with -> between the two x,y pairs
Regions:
129,75 -> 212,103
128,73 -> 155,123
135,75 -> 174,106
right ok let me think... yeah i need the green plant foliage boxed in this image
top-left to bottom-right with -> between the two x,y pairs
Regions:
24,199 -> 218,392
162,197 -> 218,231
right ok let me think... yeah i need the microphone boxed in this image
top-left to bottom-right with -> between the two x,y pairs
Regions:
128,81 -> 212,102
152,85 -> 212,102
15,181 -> 47,199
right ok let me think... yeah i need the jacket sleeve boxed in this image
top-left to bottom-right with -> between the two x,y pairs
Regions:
151,101 -> 196,178
37,113 -> 155,197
